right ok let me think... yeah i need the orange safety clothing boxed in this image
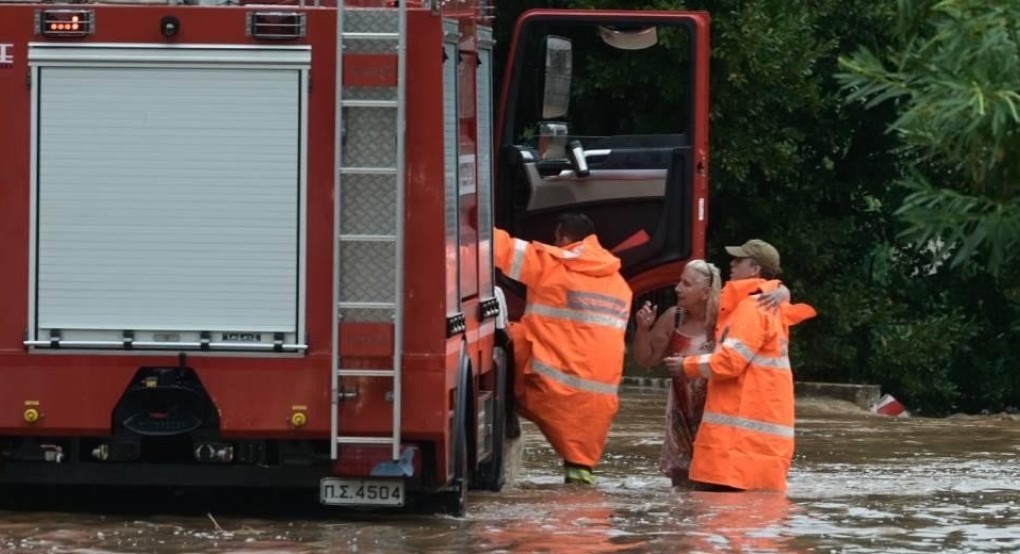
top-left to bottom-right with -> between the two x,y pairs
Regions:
682,278 -> 816,491
495,228 -> 632,468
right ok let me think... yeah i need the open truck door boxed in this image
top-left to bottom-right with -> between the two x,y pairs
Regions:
495,10 -> 710,297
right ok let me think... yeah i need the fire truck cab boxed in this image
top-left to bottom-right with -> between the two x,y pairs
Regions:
0,0 -> 708,515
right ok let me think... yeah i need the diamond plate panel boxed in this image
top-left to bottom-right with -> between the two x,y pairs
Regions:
345,87 -> 397,101
343,9 -> 399,34
343,38 -> 398,55
339,241 -> 395,303
342,107 -> 397,168
339,307 -> 394,323
340,174 -> 396,236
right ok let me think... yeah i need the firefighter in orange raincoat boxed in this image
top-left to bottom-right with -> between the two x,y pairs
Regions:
676,240 -> 816,491
495,213 -> 632,485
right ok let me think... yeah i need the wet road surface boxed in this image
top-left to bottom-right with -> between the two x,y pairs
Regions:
2,390 -> 1019,553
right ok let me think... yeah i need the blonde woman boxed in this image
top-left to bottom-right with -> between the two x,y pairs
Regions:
633,259 -> 721,487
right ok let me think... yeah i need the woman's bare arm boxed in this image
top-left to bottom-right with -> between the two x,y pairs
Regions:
632,306 -> 675,368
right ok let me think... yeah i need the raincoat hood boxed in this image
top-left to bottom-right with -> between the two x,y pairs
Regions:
537,234 -> 622,278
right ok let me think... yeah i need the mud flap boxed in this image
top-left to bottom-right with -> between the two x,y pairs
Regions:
437,351 -> 471,516
473,343 -> 509,491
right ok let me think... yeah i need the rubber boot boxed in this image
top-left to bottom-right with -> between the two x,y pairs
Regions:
564,462 -> 595,485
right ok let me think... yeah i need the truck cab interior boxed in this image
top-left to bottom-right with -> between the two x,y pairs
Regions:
495,12 -> 707,284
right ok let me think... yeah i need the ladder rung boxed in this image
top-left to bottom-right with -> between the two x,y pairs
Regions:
338,369 -> 396,377
336,438 -> 395,446
342,32 -> 399,41
338,301 -> 397,310
341,167 -> 398,175
339,234 -> 396,242
341,99 -> 398,108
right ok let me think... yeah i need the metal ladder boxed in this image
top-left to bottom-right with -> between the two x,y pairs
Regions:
331,2 -> 408,461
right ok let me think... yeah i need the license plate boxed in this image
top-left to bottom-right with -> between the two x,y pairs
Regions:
319,477 -> 405,507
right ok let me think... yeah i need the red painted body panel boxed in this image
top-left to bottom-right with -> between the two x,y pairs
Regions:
0,7 -> 336,435
0,5 -> 467,486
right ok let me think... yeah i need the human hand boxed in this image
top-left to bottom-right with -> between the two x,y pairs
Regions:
635,301 -> 658,330
663,355 -> 684,376
756,286 -> 790,312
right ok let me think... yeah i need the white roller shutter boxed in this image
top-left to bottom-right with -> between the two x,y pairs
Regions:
27,44 -> 309,352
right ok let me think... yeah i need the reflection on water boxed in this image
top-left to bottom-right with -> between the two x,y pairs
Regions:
2,392 -> 1019,553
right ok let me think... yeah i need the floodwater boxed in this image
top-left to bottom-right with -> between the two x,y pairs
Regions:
2,390 -> 1019,553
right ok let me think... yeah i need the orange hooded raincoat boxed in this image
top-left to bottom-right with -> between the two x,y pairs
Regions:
682,278 -> 816,491
495,228 -> 632,468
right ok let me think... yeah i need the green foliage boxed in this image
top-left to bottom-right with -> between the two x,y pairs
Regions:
895,176 -> 1020,273
838,0 -> 1020,274
868,312 -> 969,413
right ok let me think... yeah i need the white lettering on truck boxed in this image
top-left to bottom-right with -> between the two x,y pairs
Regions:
0,43 -> 14,66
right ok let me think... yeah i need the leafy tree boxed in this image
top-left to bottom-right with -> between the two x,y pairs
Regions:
837,0 -> 1020,412
839,0 -> 1020,275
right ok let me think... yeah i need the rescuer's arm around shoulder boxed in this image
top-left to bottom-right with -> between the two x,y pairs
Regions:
678,298 -> 768,380
756,282 -> 791,311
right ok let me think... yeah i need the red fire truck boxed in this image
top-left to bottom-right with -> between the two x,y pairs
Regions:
0,0 -> 709,514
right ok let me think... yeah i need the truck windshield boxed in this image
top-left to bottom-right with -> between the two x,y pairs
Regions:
508,20 -> 693,151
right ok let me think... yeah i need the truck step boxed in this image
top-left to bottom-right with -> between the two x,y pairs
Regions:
337,301 -> 396,310
341,99 -> 398,109
340,167 -> 397,175
338,234 -> 396,242
338,369 -> 395,377
336,436 -> 396,445
341,32 -> 398,41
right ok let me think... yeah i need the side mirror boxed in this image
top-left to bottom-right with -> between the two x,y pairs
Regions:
542,36 -> 572,120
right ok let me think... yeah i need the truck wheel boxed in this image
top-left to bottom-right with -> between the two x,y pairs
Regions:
473,345 -> 508,491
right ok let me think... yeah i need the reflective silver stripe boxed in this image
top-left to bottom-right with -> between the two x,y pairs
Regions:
702,412 -> 794,438
526,302 -> 628,330
755,355 -> 792,370
566,290 -> 629,318
721,337 -> 756,362
694,353 -> 712,378
531,358 -> 618,395
721,337 -> 791,371
567,291 -> 628,309
508,239 -> 528,280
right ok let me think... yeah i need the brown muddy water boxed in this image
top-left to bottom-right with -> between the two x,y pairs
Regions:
2,390 -> 1019,553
